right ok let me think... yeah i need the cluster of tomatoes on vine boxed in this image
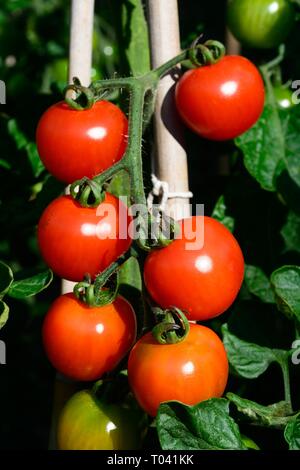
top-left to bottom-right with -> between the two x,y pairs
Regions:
34,35 -> 267,449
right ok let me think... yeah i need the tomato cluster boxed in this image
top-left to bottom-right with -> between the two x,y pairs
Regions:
35,44 -> 263,449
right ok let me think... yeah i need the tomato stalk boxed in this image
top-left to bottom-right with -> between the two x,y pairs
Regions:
66,40 -> 226,306
151,307 -> 190,344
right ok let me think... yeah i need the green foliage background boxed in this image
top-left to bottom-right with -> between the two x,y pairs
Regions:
0,0 -> 299,449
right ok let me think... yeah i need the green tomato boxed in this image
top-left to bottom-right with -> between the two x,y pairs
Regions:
227,0 -> 295,49
48,58 -> 101,84
273,85 -> 297,109
57,390 -> 145,450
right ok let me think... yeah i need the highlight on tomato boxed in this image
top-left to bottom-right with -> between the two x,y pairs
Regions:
175,55 -> 265,141
36,100 -> 128,184
37,192 -> 132,282
128,323 -> 229,417
144,216 -> 244,321
57,390 -> 145,450
43,293 -> 136,381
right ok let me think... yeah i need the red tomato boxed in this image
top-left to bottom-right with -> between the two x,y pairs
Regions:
128,324 -> 229,417
36,100 -> 128,184
175,55 -> 265,141
43,293 -> 136,381
37,192 -> 132,282
144,216 -> 244,321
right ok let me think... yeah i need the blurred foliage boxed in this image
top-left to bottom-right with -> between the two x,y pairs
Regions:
0,0 -> 299,450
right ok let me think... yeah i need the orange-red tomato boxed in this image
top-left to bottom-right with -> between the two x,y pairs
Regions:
43,293 -> 136,381
175,55 -> 265,141
144,216 -> 244,321
128,324 -> 229,417
37,192 -> 132,282
36,100 -> 128,184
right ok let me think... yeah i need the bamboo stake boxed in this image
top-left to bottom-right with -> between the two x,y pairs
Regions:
49,0 -> 95,449
147,0 -> 191,221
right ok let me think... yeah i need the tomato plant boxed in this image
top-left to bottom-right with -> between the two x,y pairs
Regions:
36,100 -> 128,184
57,390 -> 144,450
227,0 -> 295,49
43,293 -> 136,381
144,216 -> 244,321
175,55 -> 265,141
128,323 -> 228,417
37,192 -> 132,282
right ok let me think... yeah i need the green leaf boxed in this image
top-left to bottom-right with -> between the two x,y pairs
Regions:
227,393 -> 293,429
222,324 -> 287,379
284,416 -> 300,450
157,399 -> 246,450
211,195 -> 235,232
0,300 -> 9,330
7,119 -> 45,177
8,270 -> 53,299
281,212 -> 300,253
0,261 -> 14,298
271,266 -> 300,321
121,0 -> 150,75
244,265 -> 275,303
235,102 -> 300,192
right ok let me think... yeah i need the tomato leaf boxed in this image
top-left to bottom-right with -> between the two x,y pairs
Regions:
0,261 -> 13,299
0,300 -> 9,330
222,324 -> 288,379
7,119 -> 45,177
8,270 -> 53,299
271,266 -> 300,321
211,195 -> 235,232
244,265 -> 275,304
284,416 -> 300,450
121,0 -> 150,76
156,399 -> 246,450
235,102 -> 300,192
227,393 -> 293,428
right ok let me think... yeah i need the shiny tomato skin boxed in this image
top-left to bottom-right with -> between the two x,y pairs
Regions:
175,55 -> 265,141
274,86 -> 296,109
36,100 -> 128,184
227,0 -> 295,50
57,390 -> 143,450
43,293 -> 136,381
37,192 -> 132,282
144,216 -> 244,321
128,324 -> 229,417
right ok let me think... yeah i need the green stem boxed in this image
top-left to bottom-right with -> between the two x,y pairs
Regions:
279,357 -> 293,413
153,50 -> 189,78
260,45 -> 285,75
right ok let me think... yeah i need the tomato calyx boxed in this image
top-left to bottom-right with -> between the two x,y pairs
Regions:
64,77 -> 95,110
70,177 -> 105,208
189,38 -> 225,68
74,270 -> 119,308
151,307 -> 190,345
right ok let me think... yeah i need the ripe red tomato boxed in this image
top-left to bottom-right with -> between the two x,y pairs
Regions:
128,324 -> 229,417
36,100 -> 128,184
57,390 -> 145,450
175,55 -> 265,141
144,216 -> 244,321
37,192 -> 132,282
43,293 -> 136,381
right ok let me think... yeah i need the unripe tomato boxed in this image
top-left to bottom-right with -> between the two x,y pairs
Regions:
43,293 -> 136,381
57,390 -> 144,450
144,216 -> 244,321
128,324 -> 229,417
273,85 -> 297,109
175,55 -> 265,141
37,192 -> 132,282
227,0 -> 295,50
36,100 -> 128,184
